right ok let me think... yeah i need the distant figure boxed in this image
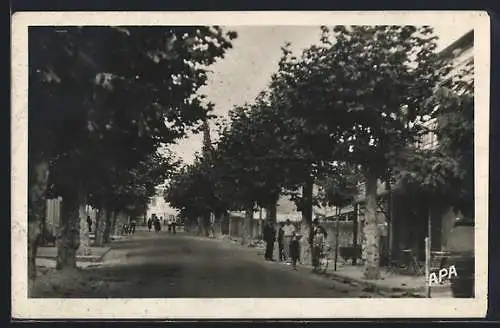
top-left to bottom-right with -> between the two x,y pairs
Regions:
86,215 -> 92,233
154,216 -> 161,232
172,217 -> 177,234
309,218 -> 328,272
130,218 -> 136,234
277,222 -> 285,262
263,219 -> 276,261
289,231 -> 302,270
282,219 -> 296,264
122,223 -> 129,235
167,216 -> 173,233
147,217 -> 153,232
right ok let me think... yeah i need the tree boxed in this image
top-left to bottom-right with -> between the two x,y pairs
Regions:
391,59 -> 474,227
269,25 -> 451,279
165,154 -> 229,236
89,150 -> 176,245
28,26 -> 237,279
208,97 -> 313,244
267,38 -> 351,234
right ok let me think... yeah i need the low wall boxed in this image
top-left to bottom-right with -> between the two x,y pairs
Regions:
226,216 -> 359,247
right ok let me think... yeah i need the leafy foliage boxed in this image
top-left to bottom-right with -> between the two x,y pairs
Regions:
165,154 -> 228,219
30,26 -> 237,214
392,60 -> 474,217
316,163 -> 360,209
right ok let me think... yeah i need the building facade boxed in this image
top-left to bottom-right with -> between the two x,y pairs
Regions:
146,185 -> 178,223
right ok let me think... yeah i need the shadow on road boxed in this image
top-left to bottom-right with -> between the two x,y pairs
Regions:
32,232 -> 385,298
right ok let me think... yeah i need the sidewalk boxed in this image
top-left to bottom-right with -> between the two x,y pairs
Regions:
323,263 -> 452,298
211,234 -> 453,298
35,232 -> 138,270
37,246 -> 112,263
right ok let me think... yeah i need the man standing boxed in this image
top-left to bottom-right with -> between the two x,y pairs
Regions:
262,219 -> 276,261
167,216 -> 173,234
309,218 -> 328,272
282,219 -> 296,264
147,216 -> 153,232
130,218 -> 136,234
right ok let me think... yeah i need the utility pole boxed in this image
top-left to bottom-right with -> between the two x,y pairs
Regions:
425,205 -> 432,298
334,206 -> 341,271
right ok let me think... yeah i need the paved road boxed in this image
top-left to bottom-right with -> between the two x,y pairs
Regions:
34,230 -> 382,298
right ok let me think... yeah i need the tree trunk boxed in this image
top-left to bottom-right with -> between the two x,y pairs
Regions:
363,170 -> 381,279
103,211 -> 115,244
265,203 -> 278,224
202,213 -> 211,237
111,211 -> 119,237
28,159 -> 50,285
221,212 -> 230,235
94,209 -> 108,246
214,213 -> 224,238
386,180 -> 394,265
242,206 -> 254,245
77,203 -> 92,256
334,207 -> 341,271
56,191 -> 81,270
195,217 -> 201,236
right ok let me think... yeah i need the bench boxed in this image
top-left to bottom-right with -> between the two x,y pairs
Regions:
339,245 -> 362,264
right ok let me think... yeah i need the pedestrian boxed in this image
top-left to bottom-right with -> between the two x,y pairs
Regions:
282,219 -> 296,264
277,222 -> 285,262
167,216 -> 173,233
263,219 -> 276,261
172,217 -> 177,234
289,231 -> 302,270
309,218 -> 328,272
86,215 -> 92,233
122,223 -> 129,235
155,217 -> 162,232
130,218 -> 136,234
147,217 -> 153,232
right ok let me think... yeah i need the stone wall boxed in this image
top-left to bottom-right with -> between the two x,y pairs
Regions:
227,216 -> 263,240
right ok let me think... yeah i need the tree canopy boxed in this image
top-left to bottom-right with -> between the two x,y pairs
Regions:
29,25 -> 238,271
162,25 -> 474,278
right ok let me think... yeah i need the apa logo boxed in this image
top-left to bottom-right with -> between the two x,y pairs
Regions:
429,265 -> 458,286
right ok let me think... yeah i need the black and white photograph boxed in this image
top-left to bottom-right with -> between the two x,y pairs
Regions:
12,11 -> 489,319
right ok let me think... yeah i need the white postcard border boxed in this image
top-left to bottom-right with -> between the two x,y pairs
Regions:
11,11 -> 490,319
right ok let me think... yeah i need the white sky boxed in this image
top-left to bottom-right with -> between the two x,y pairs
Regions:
169,24 -> 474,165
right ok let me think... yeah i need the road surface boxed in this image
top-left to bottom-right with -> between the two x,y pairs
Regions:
33,230 -> 383,298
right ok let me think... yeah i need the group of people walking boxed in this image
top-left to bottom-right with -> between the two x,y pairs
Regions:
122,219 -> 137,234
262,218 -> 328,271
147,214 -> 177,234
86,214 -> 137,235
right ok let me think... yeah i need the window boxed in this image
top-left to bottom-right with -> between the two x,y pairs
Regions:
417,118 -> 438,150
